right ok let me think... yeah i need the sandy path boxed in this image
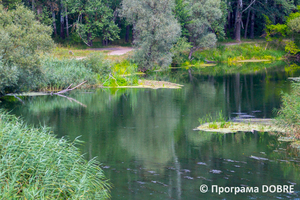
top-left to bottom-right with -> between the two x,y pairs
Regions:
87,47 -> 134,55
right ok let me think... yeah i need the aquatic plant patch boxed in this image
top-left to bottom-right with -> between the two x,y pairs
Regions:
104,80 -> 184,89
194,121 -> 285,134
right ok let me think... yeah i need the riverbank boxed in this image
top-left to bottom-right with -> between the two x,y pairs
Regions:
184,42 -> 285,67
0,110 -> 110,199
0,42 -> 286,100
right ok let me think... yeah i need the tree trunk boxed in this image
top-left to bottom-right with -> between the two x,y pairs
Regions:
244,9 -> 251,39
60,2 -> 65,39
32,0 -> 35,11
132,23 -> 136,44
37,6 -> 42,15
125,25 -> 130,43
250,10 -> 255,39
65,7 -> 69,38
235,0 -> 242,42
227,2 -> 231,35
188,48 -> 194,60
36,6 -> 42,21
52,11 -> 57,36
87,32 -> 92,46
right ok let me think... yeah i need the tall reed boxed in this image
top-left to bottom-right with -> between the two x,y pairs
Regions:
0,110 -> 110,199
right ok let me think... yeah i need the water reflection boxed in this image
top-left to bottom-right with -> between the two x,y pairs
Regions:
1,64 -> 300,199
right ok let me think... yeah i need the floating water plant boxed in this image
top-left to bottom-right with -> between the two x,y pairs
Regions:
196,112 -> 285,134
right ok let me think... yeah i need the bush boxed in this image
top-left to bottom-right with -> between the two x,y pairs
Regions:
0,110 -> 110,199
83,53 -> 111,80
0,5 -> 54,95
103,60 -> 138,86
276,82 -> 300,138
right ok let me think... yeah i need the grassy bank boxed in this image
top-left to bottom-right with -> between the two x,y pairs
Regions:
0,110 -> 110,199
180,43 -> 285,67
1,42 -> 287,96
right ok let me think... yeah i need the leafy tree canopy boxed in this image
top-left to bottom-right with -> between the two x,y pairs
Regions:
0,4 -> 54,95
121,0 -> 181,70
66,0 -> 120,46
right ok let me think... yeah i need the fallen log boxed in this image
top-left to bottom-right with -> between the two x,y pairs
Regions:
3,81 -> 87,107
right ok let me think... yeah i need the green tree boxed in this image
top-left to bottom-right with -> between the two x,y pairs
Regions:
186,0 -> 223,59
264,6 -> 300,55
1,0 -> 22,9
0,5 -> 54,95
174,0 -> 192,38
66,0 -> 120,46
121,0 -> 181,70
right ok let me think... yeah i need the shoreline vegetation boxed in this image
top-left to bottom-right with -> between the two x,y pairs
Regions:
0,110 -> 110,199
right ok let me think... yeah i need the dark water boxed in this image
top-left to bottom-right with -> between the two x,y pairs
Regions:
2,65 -> 300,199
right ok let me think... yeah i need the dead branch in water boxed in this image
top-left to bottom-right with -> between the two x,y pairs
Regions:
55,94 -> 87,107
4,81 -> 88,107
13,95 -> 25,105
55,81 -> 87,94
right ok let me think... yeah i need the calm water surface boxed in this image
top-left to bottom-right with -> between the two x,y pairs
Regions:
2,65 -> 300,199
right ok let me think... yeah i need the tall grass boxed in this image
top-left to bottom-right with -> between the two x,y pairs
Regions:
198,111 -> 231,129
38,54 -> 138,90
0,110 -> 110,199
40,57 -> 97,90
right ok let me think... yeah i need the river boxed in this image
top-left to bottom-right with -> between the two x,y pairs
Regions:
1,63 -> 300,199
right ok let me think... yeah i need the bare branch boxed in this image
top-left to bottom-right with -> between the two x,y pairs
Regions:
242,0 -> 256,13
55,81 -> 87,94
13,95 -> 25,105
3,81 -> 87,108
55,94 -> 87,107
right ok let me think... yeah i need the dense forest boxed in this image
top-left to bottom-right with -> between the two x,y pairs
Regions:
1,0 -> 297,44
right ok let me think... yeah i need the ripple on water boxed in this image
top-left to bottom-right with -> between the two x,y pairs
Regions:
197,162 -> 207,165
210,169 -> 222,174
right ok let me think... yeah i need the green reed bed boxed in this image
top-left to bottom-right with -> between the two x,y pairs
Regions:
0,110 -> 110,199
40,56 -> 99,90
39,54 -> 138,90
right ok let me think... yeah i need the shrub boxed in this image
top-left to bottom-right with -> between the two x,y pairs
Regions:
0,110 -> 110,199
103,60 -> 138,87
0,5 -> 54,95
83,53 -> 111,82
276,82 -> 300,138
